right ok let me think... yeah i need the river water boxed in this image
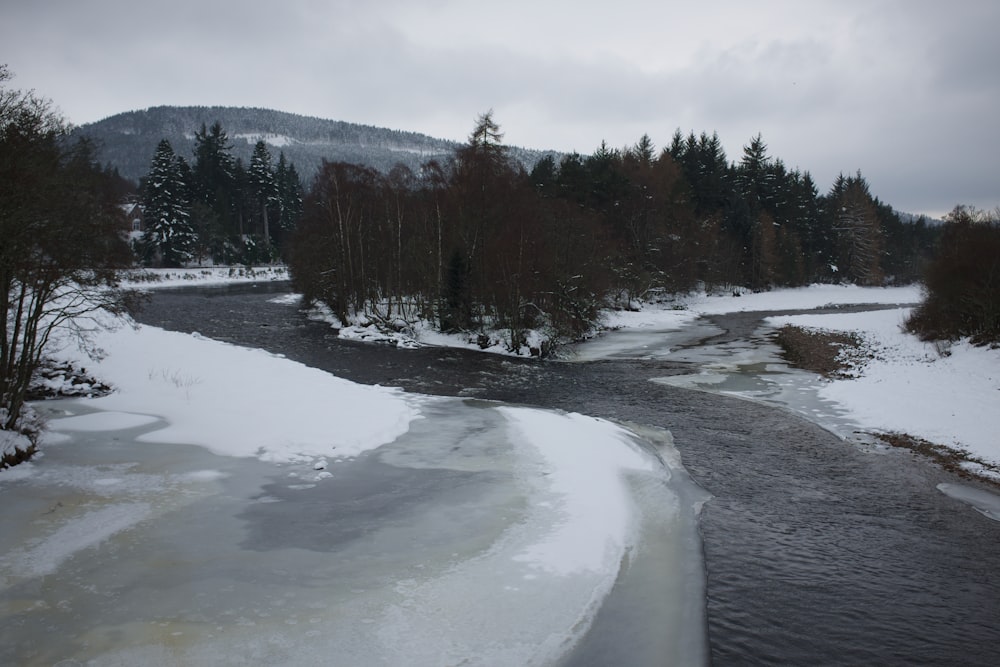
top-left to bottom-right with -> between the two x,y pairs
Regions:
109,283 -> 1000,664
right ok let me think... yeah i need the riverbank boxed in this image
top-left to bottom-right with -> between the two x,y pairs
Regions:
589,284 -> 1000,485
773,322 -> 1000,485
766,305 -> 1000,483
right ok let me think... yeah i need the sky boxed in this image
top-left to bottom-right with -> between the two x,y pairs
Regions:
2,0 -> 998,218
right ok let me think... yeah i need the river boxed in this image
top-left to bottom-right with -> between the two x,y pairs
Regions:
133,282 -> 1000,665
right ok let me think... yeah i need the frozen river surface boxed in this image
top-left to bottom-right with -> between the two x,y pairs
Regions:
1,396 -> 707,665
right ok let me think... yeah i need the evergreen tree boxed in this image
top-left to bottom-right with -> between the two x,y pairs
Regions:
736,133 -> 771,213
529,154 -> 558,194
142,139 -> 196,266
631,134 -> 656,167
274,152 -> 303,232
192,122 -> 238,237
248,140 -> 277,242
832,172 -> 883,285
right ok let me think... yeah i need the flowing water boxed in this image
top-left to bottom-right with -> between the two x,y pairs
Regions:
25,281 -> 1000,665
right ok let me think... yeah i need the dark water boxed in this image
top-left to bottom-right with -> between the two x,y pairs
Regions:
134,282 -> 1000,666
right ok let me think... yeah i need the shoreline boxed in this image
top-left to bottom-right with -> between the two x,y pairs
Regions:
772,322 -> 1000,486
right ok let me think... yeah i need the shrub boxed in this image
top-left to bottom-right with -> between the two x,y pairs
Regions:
906,206 -> 1000,344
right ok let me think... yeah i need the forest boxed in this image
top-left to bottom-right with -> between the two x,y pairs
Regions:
138,122 -> 305,267
284,112 -> 939,353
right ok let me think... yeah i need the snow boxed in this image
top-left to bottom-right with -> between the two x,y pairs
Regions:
120,265 -> 289,289
233,132 -> 296,148
585,284 -> 999,481
499,407 -> 657,576
684,282 -> 923,314
1,429 -> 32,459
1,270 -> 708,664
46,317 -> 418,463
767,306 -> 1000,476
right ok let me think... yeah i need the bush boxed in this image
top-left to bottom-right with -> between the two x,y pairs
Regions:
906,206 -> 1000,344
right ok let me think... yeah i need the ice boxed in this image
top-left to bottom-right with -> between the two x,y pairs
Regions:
48,410 -> 159,432
5,502 -> 153,578
3,395 -> 706,665
500,407 -> 655,576
937,483 -> 1000,522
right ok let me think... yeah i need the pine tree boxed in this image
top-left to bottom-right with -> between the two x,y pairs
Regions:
832,172 -> 882,285
142,139 -> 196,267
274,153 -> 304,233
737,133 -> 770,213
192,122 -> 237,236
248,140 -> 277,242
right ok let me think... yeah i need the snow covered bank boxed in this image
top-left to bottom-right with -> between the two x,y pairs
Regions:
685,283 -> 922,314
46,315 -> 418,463
578,283 -> 999,482
121,265 -> 289,289
768,307 -> 1000,479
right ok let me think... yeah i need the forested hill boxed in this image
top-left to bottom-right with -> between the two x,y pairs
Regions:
74,106 -> 555,183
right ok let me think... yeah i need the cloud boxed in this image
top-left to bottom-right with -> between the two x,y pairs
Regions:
3,0 -> 998,215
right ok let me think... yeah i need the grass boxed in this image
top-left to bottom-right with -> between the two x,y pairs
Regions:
772,325 -> 867,378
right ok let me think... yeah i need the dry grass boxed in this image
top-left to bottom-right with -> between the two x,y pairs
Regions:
874,432 -> 1000,487
772,325 -> 866,378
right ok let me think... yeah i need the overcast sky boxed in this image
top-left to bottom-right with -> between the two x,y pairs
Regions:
3,0 -> 998,217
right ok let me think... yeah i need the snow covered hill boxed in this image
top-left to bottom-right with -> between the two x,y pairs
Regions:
74,106 -> 558,184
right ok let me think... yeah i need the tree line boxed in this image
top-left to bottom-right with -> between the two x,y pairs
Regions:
287,112 -> 939,353
138,123 -> 304,267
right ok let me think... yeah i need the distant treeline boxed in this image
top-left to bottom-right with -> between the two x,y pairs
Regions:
288,112 -> 939,352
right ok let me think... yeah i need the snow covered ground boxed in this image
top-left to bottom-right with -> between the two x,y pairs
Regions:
120,265 -> 291,288
1,267 -> 706,665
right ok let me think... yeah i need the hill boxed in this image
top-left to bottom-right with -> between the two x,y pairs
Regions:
74,106 -> 556,184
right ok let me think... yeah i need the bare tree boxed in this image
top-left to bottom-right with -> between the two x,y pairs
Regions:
1,66 -> 134,467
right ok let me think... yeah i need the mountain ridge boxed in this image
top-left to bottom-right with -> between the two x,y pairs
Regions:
74,105 -> 556,184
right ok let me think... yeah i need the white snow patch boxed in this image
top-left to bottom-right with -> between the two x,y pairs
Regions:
499,407 -> 655,576
233,132 -> 296,148
685,284 -> 921,314
768,307 -> 1000,471
121,266 -> 288,289
51,317 -> 419,463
